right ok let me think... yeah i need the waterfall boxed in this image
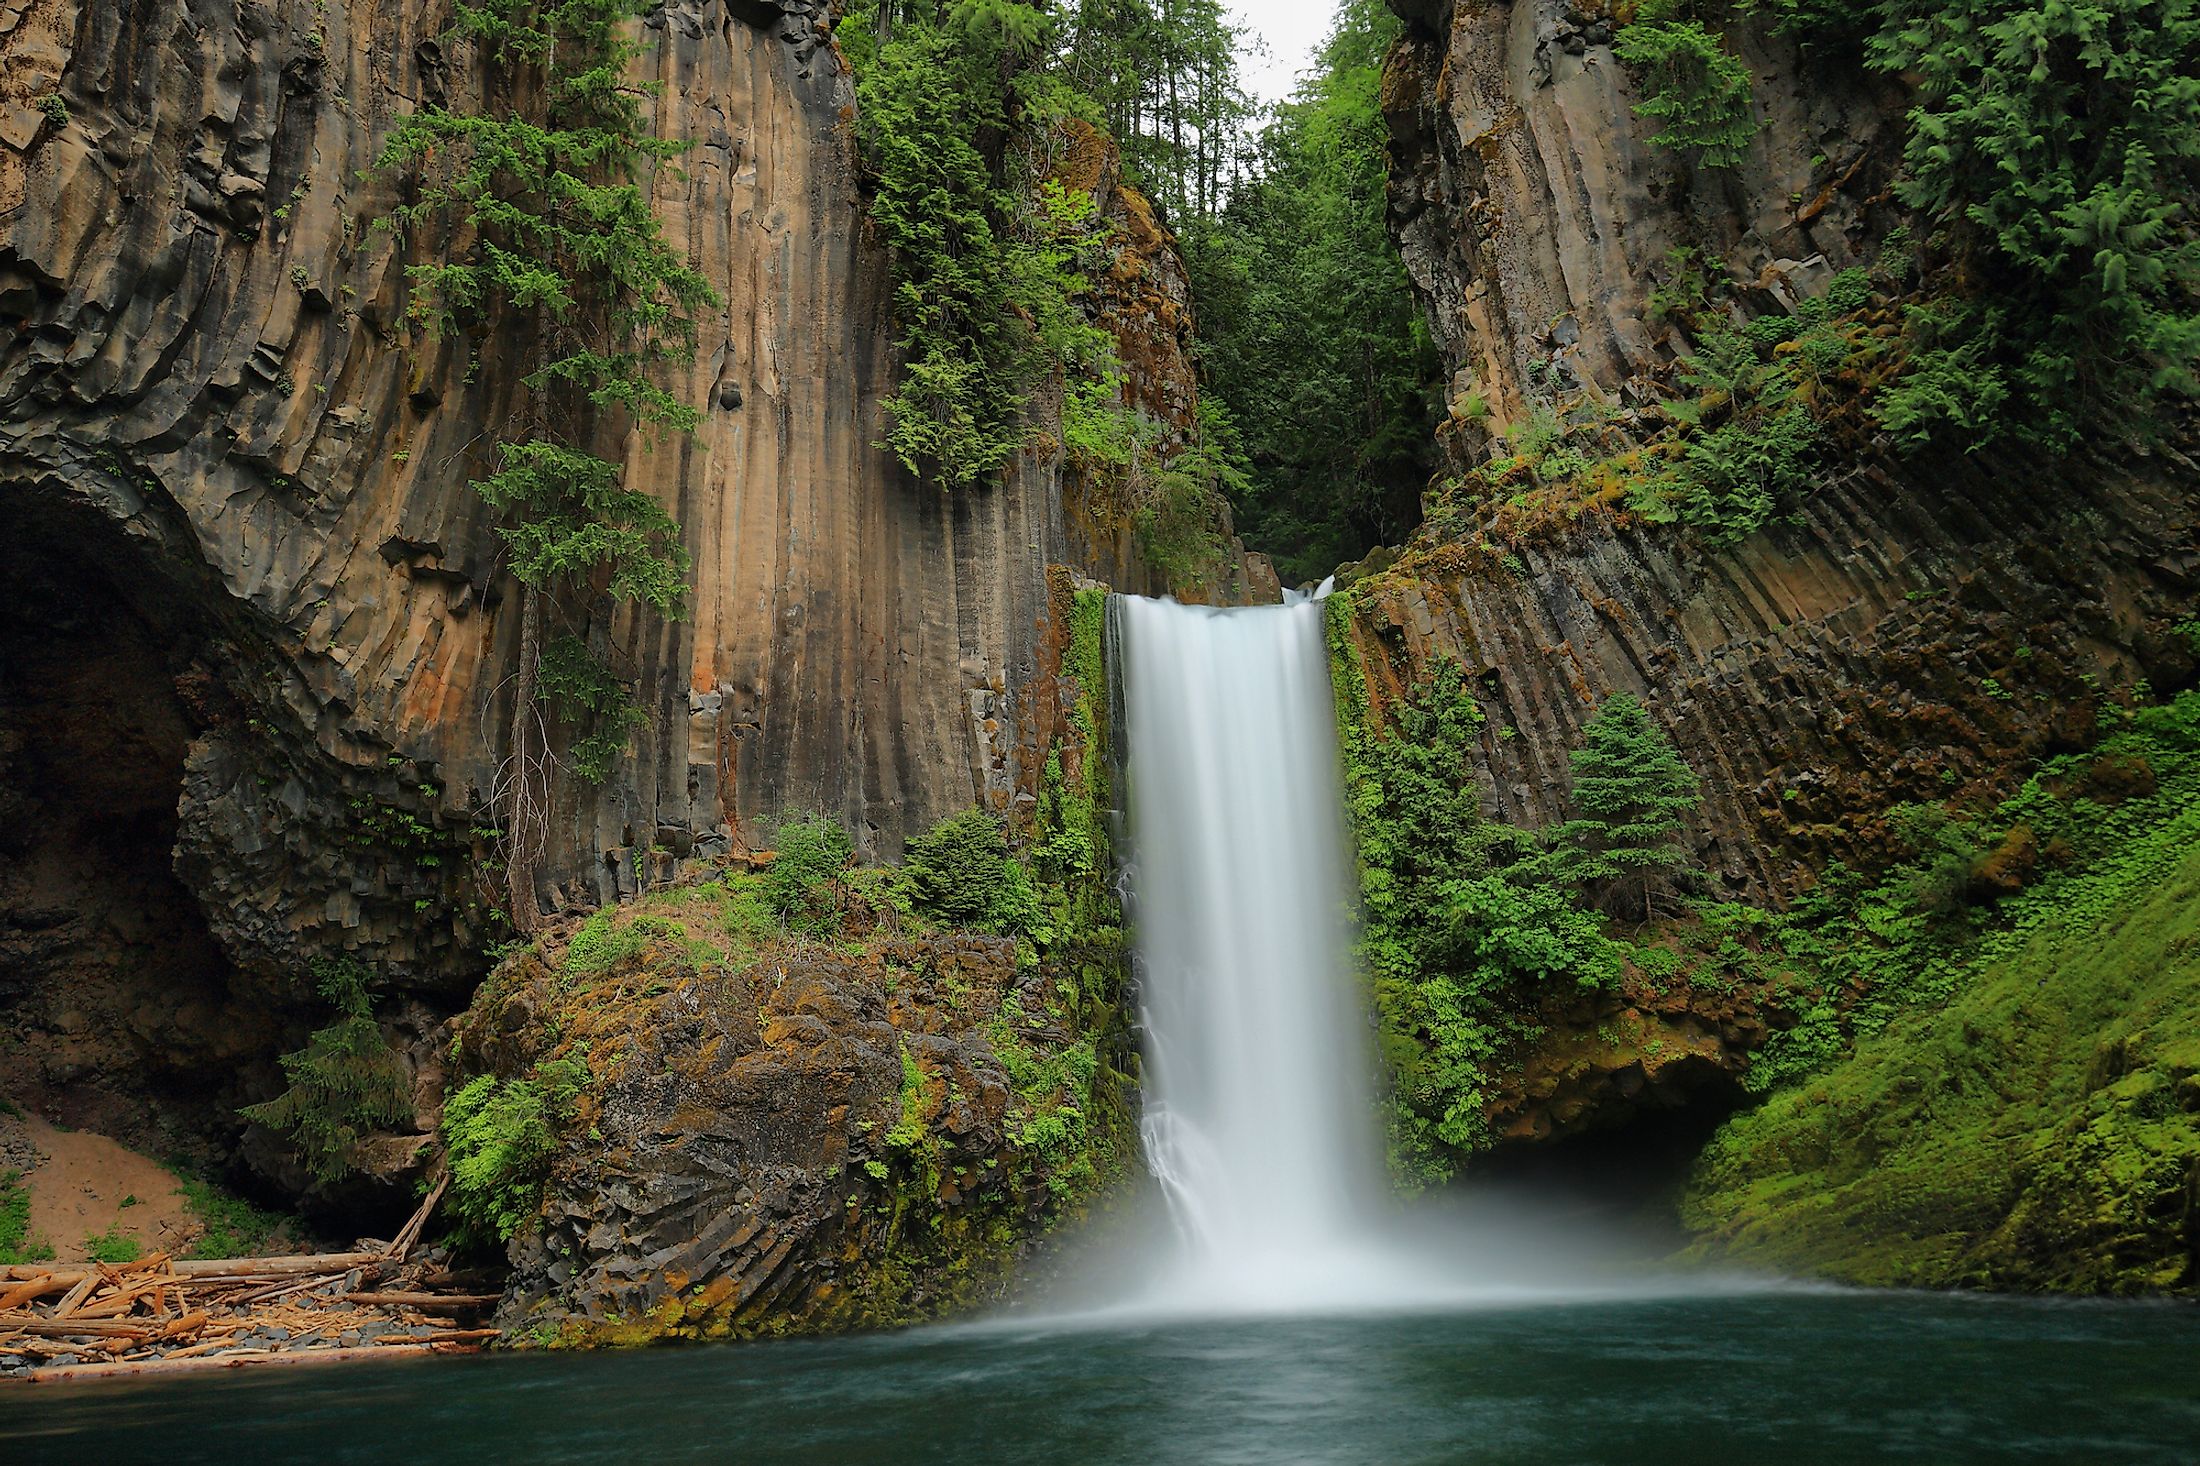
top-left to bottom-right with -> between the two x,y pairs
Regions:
1113,589 -> 1394,1312
1016,592 -> 1766,1326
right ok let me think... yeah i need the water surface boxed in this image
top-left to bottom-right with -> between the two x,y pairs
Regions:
9,1292 -> 2197,1464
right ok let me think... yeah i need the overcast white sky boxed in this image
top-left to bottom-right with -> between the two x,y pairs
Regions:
1225,0 -> 1336,107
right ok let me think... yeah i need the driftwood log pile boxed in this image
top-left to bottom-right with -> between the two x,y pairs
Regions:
0,1179 -> 501,1383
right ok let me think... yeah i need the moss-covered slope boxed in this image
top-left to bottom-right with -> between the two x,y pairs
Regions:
1682,798 -> 2200,1294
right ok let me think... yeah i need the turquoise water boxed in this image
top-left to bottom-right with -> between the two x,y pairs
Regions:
7,1292 -> 2198,1463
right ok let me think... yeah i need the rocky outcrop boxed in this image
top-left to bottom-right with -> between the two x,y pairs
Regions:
0,0 -> 1256,1197
464,918 -> 1126,1343
1383,0 -> 1907,459
1367,0 -> 2200,904
1488,963 -> 1770,1147
1336,445 -> 2200,905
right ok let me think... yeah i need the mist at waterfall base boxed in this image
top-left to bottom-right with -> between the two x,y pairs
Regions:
1024,590 -> 1720,1325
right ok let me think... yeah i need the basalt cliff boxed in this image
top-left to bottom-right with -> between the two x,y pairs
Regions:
0,0 -> 1256,1237
1355,0 -> 2197,1288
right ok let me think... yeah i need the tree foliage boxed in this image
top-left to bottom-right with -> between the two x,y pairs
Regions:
377,0 -> 716,924
1539,695 -> 1703,920
1756,0 -> 2200,447
1180,0 -> 1440,581
1615,3 -> 1763,169
1057,0 -> 1257,222
901,808 -> 1040,934
240,960 -> 413,1184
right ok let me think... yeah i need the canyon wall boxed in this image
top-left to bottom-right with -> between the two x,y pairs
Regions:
0,0 -> 1258,941
1384,0 -> 1907,457
0,0 -> 1262,1188
1367,0 -> 2200,905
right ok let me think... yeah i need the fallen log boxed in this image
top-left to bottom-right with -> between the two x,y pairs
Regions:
0,1253 -> 381,1292
0,1316 -> 152,1340
376,1327 -> 501,1344
0,1275 -> 71,1311
158,1310 -> 212,1341
341,1292 -> 502,1311
387,1173 -> 448,1263
24,1343 -> 441,1383
51,1275 -> 99,1317
171,1252 -> 386,1280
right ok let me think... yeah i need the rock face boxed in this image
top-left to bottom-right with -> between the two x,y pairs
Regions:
467,924 -> 1124,1342
1365,0 -> 2200,905
1360,0 -> 2199,1174
0,1 -> 1257,1191
1337,447 -> 2200,905
1,0 -> 1258,927
1384,0 -> 1907,457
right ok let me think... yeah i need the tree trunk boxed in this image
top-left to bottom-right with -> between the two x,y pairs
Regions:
505,581 -> 546,935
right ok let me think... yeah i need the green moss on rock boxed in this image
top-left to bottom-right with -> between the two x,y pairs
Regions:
1682,703 -> 2200,1294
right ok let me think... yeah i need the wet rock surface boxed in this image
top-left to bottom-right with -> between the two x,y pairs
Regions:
461,912 -> 1128,1344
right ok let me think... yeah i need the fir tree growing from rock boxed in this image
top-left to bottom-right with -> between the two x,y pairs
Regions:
1544,694 -> 1701,921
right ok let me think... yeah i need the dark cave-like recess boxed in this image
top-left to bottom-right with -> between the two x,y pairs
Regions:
0,500 -> 276,1171
1472,1079 -> 1748,1239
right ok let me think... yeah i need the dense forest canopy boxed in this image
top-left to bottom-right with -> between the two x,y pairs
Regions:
836,0 -> 1440,583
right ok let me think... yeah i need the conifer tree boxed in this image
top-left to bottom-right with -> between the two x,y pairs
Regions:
377,0 -> 717,930
241,961 -> 413,1184
1543,694 -> 1702,921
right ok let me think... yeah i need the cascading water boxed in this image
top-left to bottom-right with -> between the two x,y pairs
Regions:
1112,588 -> 1398,1312
1054,589 -> 1770,1324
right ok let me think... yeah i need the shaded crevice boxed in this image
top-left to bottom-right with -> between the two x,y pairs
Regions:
0,498 -> 281,1174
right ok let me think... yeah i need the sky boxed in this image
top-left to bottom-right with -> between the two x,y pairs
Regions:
1225,0 -> 1336,107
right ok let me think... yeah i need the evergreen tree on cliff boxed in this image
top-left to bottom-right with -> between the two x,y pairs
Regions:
1544,694 -> 1701,921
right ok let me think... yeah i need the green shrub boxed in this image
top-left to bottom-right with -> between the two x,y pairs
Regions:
1614,6 -> 1762,168
0,1169 -> 53,1265
443,1054 -> 590,1245
1768,0 -> 2200,448
174,1175 -> 292,1260
83,1227 -> 142,1265
562,911 -> 687,978
902,808 -> 1039,934
240,959 -> 413,1183
765,816 -> 855,935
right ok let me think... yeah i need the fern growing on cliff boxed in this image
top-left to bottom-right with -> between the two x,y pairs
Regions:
1760,0 -> 2200,447
376,0 -> 716,930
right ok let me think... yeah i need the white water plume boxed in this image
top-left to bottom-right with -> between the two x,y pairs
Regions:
1108,589 -> 1409,1313
1027,589 -> 1783,1324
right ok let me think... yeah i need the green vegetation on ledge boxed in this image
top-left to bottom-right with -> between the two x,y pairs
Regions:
439,591 -> 1127,1338
1682,690 -> 2200,1292
1327,595 -> 1712,1185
